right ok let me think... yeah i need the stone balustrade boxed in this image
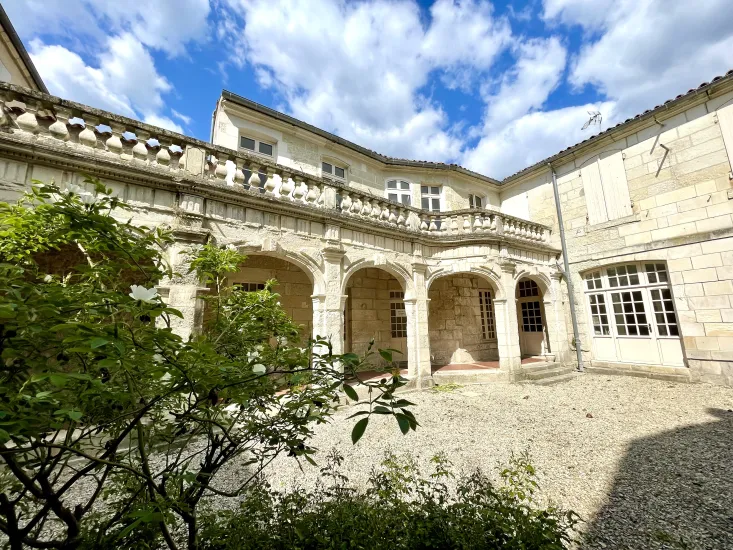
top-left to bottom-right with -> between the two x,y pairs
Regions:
0,82 -> 551,245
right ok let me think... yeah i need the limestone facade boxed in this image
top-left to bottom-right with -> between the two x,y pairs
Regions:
1,70 -> 733,388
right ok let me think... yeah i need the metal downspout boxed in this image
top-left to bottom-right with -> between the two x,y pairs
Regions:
548,163 -> 584,372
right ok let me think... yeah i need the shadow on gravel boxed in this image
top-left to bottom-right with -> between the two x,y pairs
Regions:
581,408 -> 733,550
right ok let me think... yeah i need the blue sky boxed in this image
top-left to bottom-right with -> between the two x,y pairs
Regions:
6,0 -> 733,178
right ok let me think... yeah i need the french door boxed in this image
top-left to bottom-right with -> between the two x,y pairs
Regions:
584,263 -> 683,366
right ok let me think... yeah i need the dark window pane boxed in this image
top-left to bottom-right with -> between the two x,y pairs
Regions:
240,136 -> 255,150
670,325 -> 679,336
617,326 -> 627,336
421,185 -> 428,194
469,194 -> 474,208
401,195 -> 411,205
431,186 -> 439,194
400,181 -> 409,190
475,196 -> 482,207
659,326 -> 668,336
335,166 -> 345,178
639,325 -> 649,336
421,198 -> 429,209
388,193 -> 398,202
259,142 -> 273,156
387,180 -> 397,189
432,198 -> 440,210
322,162 -> 332,174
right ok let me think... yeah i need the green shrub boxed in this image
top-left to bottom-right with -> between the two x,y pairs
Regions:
199,451 -> 579,550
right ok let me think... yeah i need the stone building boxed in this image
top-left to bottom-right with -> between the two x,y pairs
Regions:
0,24 -> 731,387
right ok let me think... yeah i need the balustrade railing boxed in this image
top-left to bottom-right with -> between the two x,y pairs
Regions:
0,82 -> 551,245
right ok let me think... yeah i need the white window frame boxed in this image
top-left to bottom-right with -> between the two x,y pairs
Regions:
389,291 -> 407,338
479,290 -> 496,340
468,193 -> 485,209
239,134 -> 275,158
385,179 -> 412,206
321,160 -> 347,181
420,185 -> 442,212
583,262 -> 679,341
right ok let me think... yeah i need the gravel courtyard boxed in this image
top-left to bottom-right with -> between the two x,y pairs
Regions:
257,374 -> 733,549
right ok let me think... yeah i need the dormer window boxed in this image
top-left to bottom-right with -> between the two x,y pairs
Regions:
240,135 -> 274,157
386,180 -> 411,205
469,194 -> 483,209
322,161 -> 346,180
421,186 -> 441,212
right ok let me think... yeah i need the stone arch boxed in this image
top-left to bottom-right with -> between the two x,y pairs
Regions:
426,265 -> 505,300
229,243 -> 326,295
513,268 -> 553,302
341,257 -> 415,298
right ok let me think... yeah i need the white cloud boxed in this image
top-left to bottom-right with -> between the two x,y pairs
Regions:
222,0 -> 511,161
144,114 -> 184,134
4,0 -> 211,57
171,109 -> 193,126
546,0 -> 733,119
30,34 -> 174,125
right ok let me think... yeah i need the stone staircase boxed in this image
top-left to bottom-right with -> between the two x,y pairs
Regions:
432,367 -> 508,386
521,361 -> 578,385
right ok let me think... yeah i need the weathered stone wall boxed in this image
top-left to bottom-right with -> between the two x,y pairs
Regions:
345,268 -> 407,364
428,275 -> 497,365
230,256 -> 314,339
513,89 -> 733,385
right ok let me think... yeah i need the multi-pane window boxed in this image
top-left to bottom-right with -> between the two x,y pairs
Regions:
584,263 -> 680,339
240,135 -> 274,157
521,301 -> 543,332
585,271 -> 602,290
233,282 -> 266,292
322,161 -> 346,180
645,263 -> 669,284
588,294 -> 610,335
518,279 -> 540,298
469,194 -> 483,209
607,264 -> 640,287
421,186 -> 441,212
479,290 -> 496,339
611,291 -> 649,336
386,180 -> 411,205
390,291 -> 407,338
650,288 -> 679,336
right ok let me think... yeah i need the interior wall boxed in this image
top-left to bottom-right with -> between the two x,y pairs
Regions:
345,268 -> 407,365
229,255 -> 313,339
428,275 -> 497,365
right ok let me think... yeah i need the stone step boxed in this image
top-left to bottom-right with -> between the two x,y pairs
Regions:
432,369 -> 508,386
522,362 -> 574,381
532,373 -> 579,386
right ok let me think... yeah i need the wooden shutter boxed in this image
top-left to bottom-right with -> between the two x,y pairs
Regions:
581,160 -> 608,225
718,104 -> 733,172
598,151 -> 632,220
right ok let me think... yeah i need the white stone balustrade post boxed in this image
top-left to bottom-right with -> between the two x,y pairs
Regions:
79,116 -> 99,149
48,107 -> 71,141
279,170 -> 293,197
292,176 -> 305,200
264,168 -> 276,194
248,163 -> 262,190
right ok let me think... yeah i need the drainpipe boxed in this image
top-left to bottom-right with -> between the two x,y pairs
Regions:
548,163 -> 584,372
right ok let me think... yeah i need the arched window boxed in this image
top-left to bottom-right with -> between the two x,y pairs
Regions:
386,180 -> 411,205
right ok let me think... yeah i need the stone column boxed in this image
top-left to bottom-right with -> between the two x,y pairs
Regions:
495,260 -> 522,377
545,271 -> 570,363
317,245 -> 347,354
405,262 -> 432,387
158,231 -> 209,341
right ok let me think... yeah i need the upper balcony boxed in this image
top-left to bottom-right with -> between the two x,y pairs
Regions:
0,82 -> 556,252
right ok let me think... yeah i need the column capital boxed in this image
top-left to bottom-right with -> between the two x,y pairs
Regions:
411,259 -> 428,274
549,270 -> 564,281
498,260 -> 516,274
321,246 -> 345,263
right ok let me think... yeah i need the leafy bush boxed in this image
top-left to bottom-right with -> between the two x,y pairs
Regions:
0,179 -> 415,550
200,451 -> 579,550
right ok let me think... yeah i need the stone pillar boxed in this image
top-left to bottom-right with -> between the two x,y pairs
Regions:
545,271 -> 570,364
317,245 -> 347,354
406,262 -> 432,387
495,260 -> 522,376
158,233 -> 208,341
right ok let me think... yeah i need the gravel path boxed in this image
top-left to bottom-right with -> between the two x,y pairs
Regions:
246,374 -> 733,549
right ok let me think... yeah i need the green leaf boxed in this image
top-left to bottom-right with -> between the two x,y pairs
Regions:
396,414 -> 410,435
89,337 -> 109,349
342,383 -> 359,402
49,374 -> 69,388
378,349 -> 393,362
67,410 -> 83,421
351,417 -> 368,444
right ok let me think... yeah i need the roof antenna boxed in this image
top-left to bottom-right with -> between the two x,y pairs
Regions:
581,111 -> 602,131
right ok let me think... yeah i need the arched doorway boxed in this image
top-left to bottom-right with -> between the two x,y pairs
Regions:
344,267 -> 408,367
427,274 -> 498,366
516,278 -> 550,358
229,255 -> 314,340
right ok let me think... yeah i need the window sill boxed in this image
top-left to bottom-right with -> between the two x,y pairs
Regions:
237,149 -> 273,161
586,213 -> 639,232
